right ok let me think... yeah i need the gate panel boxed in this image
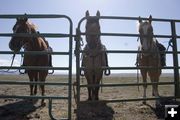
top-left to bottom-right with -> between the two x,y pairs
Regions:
0,14 -> 73,120
75,16 -> 180,106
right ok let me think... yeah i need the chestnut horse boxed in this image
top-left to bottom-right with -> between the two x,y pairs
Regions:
137,15 -> 161,104
9,17 -> 51,106
81,11 -> 110,101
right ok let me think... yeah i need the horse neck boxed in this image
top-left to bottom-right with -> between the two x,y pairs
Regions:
25,37 -> 47,51
140,38 -> 159,57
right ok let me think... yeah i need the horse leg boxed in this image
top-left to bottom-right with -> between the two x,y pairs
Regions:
39,71 -> 48,106
86,74 -> 92,101
94,73 -> 103,100
28,71 -> 34,96
94,85 -> 99,100
149,71 -> 160,97
34,71 -> 38,95
92,74 -> 97,101
88,86 -> 92,101
141,70 -> 147,104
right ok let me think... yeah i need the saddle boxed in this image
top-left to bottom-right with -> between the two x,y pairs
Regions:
135,41 -> 166,67
156,42 -> 166,66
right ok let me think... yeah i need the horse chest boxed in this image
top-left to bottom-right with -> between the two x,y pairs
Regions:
84,54 -> 102,68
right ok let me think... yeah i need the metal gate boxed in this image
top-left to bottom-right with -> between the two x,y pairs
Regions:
75,16 -> 180,107
0,14 -> 73,120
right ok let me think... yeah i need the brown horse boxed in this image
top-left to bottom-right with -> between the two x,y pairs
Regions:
9,17 -> 51,106
81,11 -> 110,101
137,15 -> 161,104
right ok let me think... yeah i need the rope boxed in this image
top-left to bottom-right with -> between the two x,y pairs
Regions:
136,66 -> 140,92
0,53 -> 17,73
73,81 -> 77,105
166,39 -> 173,51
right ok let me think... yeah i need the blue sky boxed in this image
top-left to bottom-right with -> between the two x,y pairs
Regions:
0,0 -> 179,73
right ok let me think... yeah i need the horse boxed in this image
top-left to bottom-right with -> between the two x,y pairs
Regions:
136,15 -> 162,104
9,17 -> 52,106
81,11 -> 110,101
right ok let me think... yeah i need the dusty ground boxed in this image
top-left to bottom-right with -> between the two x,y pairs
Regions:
0,74 -> 179,120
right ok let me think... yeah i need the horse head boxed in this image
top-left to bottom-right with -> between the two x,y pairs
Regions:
85,10 -> 101,49
138,15 -> 154,52
9,16 -> 36,52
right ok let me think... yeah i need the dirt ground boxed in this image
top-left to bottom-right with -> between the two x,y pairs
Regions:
0,74 -> 179,120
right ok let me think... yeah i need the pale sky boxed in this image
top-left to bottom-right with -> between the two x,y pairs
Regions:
0,0 -> 179,73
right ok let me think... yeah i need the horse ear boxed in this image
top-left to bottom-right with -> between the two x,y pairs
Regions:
86,10 -> 89,17
138,16 -> 142,23
96,11 -> 100,17
24,13 -> 28,22
149,15 -> 152,24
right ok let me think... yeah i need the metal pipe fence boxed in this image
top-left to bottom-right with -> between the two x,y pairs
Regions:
0,14 -> 73,120
75,16 -> 180,108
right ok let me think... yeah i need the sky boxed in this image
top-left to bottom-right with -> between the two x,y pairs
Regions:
0,0 -> 179,74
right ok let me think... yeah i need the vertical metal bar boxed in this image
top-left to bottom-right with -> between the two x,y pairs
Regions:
67,17 -> 73,120
75,28 -> 81,119
171,21 -> 180,98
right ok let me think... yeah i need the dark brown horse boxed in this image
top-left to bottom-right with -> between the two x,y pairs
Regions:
137,15 -> 161,104
81,11 -> 110,101
9,17 -> 51,106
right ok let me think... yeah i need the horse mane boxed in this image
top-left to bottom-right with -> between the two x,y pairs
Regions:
26,21 -> 37,33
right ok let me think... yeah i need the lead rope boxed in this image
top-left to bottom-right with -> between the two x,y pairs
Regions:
166,39 -> 173,51
0,53 -> 16,73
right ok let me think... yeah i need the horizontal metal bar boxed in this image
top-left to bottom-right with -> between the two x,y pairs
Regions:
0,51 -> 70,55
0,33 -> 73,38
80,32 -> 173,38
0,66 -> 70,70
79,50 -> 180,54
80,82 -> 175,88
79,96 -> 176,103
1,32 -> 179,39
0,81 -> 70,86
0,95 -> 69,100
100,16 -> 180,22
80,66 -> 179,70
0,14 -> 70,19
106,50 -> 180,54
78,16 -> 180,30
2,50 -> 176,55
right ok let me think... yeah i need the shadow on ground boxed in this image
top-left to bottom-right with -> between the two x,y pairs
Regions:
76,101 -> 114,120
0,99 -> 40,120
